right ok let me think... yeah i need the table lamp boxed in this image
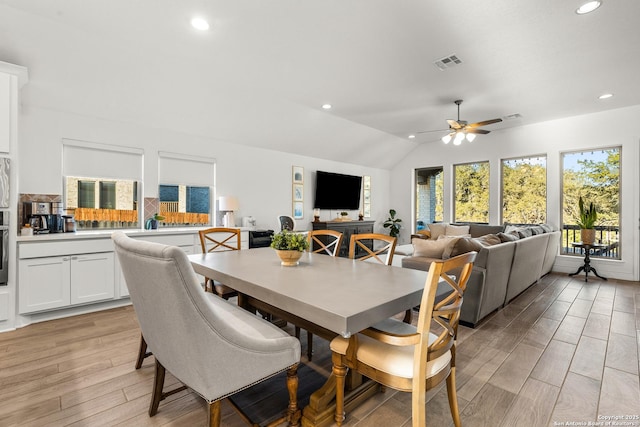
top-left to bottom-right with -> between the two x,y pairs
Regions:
219,196 -> 239,227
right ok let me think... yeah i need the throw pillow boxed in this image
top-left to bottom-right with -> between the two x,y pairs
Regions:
475,233 -> 502,246
428,223 -> 448,240
412,237 -> 451,258
539,223 -> 553,233
497,232 -> 519,242
448,237 -> 484,258
517,227 -> 534,238
446,224 -> 470,236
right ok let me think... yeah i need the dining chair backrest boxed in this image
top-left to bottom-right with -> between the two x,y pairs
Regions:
278,215 -> 296,231
349,233 -> 397,265
199,227 -> 241,253
308,229 -> 344,256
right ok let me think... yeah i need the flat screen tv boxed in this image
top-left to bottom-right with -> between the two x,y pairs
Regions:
314,171 -> 362,210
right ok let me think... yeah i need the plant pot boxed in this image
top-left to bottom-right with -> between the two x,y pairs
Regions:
580,228 -> 596,245
274,249 -> 303,266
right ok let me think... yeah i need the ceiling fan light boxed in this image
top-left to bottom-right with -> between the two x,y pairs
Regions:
466,133 -> 476,142
453,132 -> 465,145
442,134 -> 452,144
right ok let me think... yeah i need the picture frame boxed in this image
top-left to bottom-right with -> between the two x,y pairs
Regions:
363,175 -> 371,218
292,166 -> 304,184
293,201 -> 304,219
293,183 -> 304,202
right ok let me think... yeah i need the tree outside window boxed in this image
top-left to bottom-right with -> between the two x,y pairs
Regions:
454,162 -> 489,223
561,148 -> 620,258
502,156 -> 547,224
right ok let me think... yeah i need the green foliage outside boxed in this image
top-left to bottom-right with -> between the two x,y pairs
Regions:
270,230 -> 309,252
502,159 -> 546,224
455,162 -> 489,223
562,148 -> 620,251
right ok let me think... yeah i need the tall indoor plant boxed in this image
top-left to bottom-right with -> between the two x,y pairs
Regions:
577,196 -> 597,244
383,209 -> 402,238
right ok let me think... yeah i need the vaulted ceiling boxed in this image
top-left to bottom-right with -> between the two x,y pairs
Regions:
1,0 -> 639,169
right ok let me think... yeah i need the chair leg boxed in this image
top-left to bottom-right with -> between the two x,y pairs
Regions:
286,364 -> 301,426
295,325 -> 301,338
207,401 -> 221,427
307,331 -> 314,361
333,360 -> 347,426
135,334 -> 152,369
149,359 -> 166,417
446,367 -> 461,427
403,308 -> 413,324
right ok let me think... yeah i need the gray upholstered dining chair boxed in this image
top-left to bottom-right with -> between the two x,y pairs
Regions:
330,251 -> 476,427
278,215 -> 296,231
112,231 -> 301,427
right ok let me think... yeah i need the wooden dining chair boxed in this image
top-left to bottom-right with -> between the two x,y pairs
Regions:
198,227 -> 241,299
308,229 -> 344,256
112,232 -> 300,427
294,229 -> 344,360
348,233 -> 397,266
348,233 -> 412,323
330,251 -> 477,427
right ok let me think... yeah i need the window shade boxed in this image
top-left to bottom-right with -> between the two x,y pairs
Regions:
158,151 -> 215,187
62,139 -> 143,180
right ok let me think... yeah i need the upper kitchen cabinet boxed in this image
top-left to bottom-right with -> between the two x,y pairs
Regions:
0,61 -> 29,153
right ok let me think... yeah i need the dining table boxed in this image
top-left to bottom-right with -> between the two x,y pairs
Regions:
188,247 -> 429,427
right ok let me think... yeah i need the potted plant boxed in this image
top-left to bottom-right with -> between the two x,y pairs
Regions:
577,196 -> 597,244
145,213 -> 165,230
270,229 -> 310,266
383,209 -> 402,238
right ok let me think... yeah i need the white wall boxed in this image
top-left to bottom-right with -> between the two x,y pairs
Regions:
18,105 -> 390,232
390,105 -> 640,281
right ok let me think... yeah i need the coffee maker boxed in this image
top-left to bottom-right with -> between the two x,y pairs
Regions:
49,202 -> 65,233
24,202 -> 51,234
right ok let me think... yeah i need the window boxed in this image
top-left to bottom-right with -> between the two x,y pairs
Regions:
561,148 -> 620,259
63,139 -> 143,230
158,152 -> 215,227
414,167 -> 443,230
454,161 -> 489,223
501,155 -> 547,224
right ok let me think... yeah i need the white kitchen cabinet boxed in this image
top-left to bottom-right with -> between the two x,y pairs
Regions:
18,255 -> 71,313
70,253 -> 115,305
18,252 -> 114,314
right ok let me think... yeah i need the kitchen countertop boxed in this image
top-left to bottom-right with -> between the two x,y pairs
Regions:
16,226 -> 259,242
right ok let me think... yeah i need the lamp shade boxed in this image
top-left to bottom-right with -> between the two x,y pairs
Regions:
219,196 -> 239,211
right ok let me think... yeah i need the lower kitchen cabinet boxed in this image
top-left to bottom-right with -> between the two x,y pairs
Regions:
19,252 -> 114,314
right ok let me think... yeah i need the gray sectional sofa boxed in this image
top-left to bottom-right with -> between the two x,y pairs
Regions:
401,223 -> 561,327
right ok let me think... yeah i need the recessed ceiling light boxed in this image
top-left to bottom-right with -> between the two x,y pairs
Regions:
576,1 -> 602,14
191,17 -> 210,31
321,104 -> 332,110
598,93 -> 613,99
408,134 -> 416,139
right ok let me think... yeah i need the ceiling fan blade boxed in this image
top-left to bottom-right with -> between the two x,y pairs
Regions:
466,118 -> 503,128
465,128 -> 490,135
447,119 -> 463,129
415,128 -> 449,134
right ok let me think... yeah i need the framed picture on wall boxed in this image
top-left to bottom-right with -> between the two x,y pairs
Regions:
293,184 -> 303,202
292,166 -> 304,184
293,201 -> 304,219
363,175 -> 371,218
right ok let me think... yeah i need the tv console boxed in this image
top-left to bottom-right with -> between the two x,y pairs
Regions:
311,220 -> 375,258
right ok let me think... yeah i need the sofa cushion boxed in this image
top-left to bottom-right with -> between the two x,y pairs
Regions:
428,223 -> 447,240
497,231 -> 519,242
468,224 -> 505,238
476,234 -> 502,246
529,225 -> 545,235
448,234 -> 502,258
446,224 -> 470,236
539,223 -> 553,233
412,237 -> 452,258
517,228 -> 534,238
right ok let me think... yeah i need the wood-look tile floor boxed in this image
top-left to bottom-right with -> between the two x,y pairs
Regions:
0,272 -> 639,426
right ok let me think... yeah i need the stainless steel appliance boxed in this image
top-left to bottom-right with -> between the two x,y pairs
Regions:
242,216 -> 256,227
249,229 -> 274,248
0,212 -> 8,285
49,202 -> 65,233
24,202 -> 51,234
0,158 -> 8,208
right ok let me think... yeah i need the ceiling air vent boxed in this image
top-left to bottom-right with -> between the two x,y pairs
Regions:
502,113 -> 523,120
433,54 -> 463,71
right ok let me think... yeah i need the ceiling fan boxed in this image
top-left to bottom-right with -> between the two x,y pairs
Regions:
418,100 -> 502,145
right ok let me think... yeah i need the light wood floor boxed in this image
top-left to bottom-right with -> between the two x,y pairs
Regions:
0,272 -> 639,426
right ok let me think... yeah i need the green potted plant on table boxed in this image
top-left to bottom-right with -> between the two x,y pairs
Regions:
577,196 -> 597,245
270,229 -> 310,266
383,209 -> 402,238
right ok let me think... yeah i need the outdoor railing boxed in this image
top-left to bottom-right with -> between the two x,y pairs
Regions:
562,224 -> 619,259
